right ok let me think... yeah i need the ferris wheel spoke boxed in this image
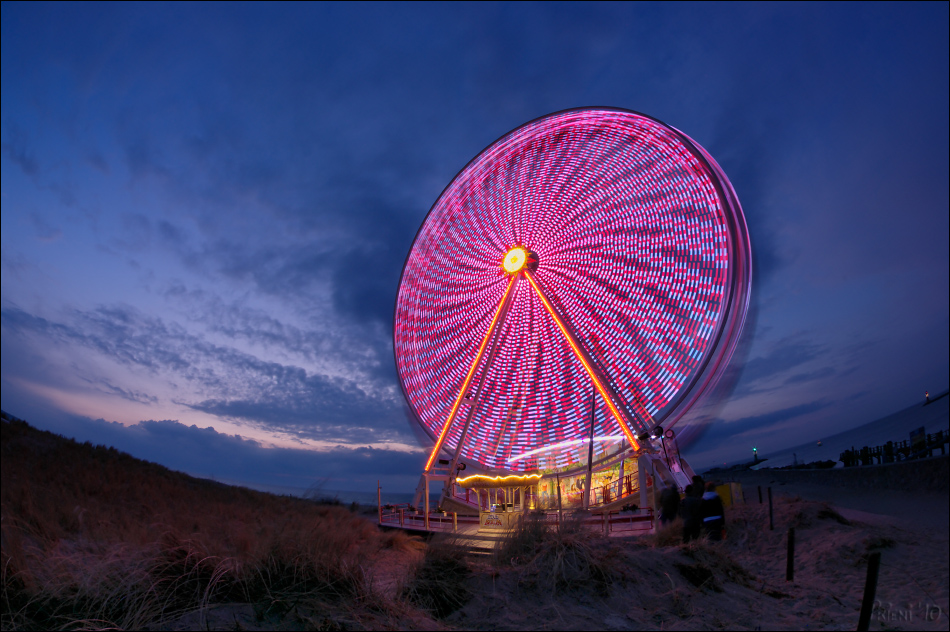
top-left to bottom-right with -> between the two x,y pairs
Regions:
523,269 -> 642,450
424,275 -> 519,473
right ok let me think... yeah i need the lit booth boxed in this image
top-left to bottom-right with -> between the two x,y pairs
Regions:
454,474 -> 540,532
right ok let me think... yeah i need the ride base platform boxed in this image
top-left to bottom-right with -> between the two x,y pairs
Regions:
376,502 -> 655,552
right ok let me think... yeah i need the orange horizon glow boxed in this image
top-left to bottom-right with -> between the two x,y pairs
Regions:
523,269 -> 641,451
424,274 -> 518,472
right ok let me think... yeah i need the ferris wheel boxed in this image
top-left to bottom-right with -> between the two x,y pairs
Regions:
394,108 -> 751,478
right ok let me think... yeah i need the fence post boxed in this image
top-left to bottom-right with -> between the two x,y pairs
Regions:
424,476 -> 430,531
453,512 -> 458,532
786,528 -> 795,581
857,552 -> 882,632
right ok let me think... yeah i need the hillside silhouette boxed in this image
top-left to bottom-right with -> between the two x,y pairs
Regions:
0,411 -> 415,630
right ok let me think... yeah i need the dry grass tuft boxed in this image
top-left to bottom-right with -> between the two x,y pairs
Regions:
381,529 -> 426,554
645,517 -> 684,547
496,512 -> 616,595
400,536 -> 471,619
495,511 -> 550,565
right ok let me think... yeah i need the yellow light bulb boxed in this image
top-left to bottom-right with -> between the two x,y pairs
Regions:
503,247 -> 527,273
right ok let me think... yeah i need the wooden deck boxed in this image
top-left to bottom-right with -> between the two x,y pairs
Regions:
377,505 -> 654,551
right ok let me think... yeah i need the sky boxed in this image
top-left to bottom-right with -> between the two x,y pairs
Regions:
2,2 -> 948,492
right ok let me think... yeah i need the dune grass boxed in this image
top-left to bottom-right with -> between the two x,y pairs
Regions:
400,535 -> 471,619
494,512 -> 616,595
0,414 -> 394,630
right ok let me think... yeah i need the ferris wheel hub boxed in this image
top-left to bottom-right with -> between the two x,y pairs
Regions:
502,247 -> 538,274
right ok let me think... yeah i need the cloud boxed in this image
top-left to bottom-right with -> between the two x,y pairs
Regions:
784,366 -> 836,385
159,283 -> 396,387
29,212 -> 63,242
79,376 -> 159,405
731,333 -> 829,396
682,399 -> 831,466
1,124 -> 39,176
1,303 -> 414,445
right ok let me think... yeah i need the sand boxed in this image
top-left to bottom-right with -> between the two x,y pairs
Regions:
437,486 -> 949,631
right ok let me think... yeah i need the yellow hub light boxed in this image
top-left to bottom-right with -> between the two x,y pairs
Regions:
503,247 -> 527,274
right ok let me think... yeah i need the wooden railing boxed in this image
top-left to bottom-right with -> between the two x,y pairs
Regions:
590,473 -> 639,507
378,504 -> 480,532
377,505 -> 653,535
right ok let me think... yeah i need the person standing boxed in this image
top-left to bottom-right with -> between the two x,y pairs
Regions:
681,484 -> 702,542
659,484 -> 680,526
700,482 -> 725,541
691,475 -> 705,498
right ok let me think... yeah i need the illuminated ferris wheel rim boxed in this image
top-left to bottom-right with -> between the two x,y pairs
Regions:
393,106 -> 752,473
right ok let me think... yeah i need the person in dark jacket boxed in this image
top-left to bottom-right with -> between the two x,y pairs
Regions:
680,484 -> 702,542
700,481 -> 725,541
659,484 -> 681,526
691,475 -> 705,497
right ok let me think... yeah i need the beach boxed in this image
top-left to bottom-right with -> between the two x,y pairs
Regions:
435,480 -> 949,630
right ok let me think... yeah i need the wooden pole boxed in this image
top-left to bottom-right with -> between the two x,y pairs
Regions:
618,450 -> 625,500
424,476 -> 430,531
453,511 -> 458,532
377,480 -> 382,524
857,552 -> 882,631
786,528 -> 795,581
583,383 -> 596,511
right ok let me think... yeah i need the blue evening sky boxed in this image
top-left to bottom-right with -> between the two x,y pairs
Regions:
2,2 -> 947,490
